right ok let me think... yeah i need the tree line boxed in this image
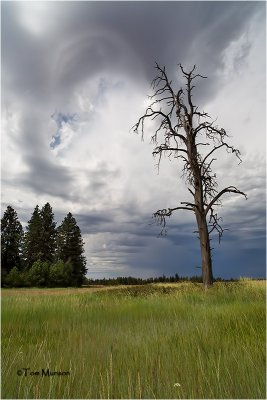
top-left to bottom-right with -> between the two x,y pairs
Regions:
84,274 -> 229,286
1,204 -> 87,287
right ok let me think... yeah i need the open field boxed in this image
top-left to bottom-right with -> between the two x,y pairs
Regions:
1,280 -> 266,399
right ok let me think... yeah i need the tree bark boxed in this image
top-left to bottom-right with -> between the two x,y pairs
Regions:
189,139 -> 214,289
196,212 -> 213,289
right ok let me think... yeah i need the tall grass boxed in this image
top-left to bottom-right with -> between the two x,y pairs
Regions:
1,280 -> 266,399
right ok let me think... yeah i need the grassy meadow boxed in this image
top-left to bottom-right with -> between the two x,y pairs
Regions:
1,280 -> 266,399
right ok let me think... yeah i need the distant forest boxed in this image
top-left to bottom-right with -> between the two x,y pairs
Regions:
84,275 -> 234,286
1,204 -> 87,287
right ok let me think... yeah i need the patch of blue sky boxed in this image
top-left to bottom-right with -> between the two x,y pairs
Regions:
51,111 -> 76,129
50,111 -> 76,149
50,134 -> 61,149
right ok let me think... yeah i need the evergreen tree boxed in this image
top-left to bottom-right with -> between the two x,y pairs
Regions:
56,213 -> 87,286
23,203 -> 57,268
40,203 -> 57,263
22,205 -> 43,269
1,206 -> 24,276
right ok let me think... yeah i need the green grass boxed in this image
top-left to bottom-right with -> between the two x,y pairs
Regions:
1,280 -> 266,399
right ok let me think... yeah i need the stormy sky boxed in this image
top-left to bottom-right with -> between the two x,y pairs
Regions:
1,1 -> 266,279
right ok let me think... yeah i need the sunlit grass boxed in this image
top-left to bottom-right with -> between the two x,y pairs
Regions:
1,280 -> 266,398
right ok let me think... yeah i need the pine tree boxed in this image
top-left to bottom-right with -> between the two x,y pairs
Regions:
56,213 -> 87,286
22,205 -> 43,269
23,203 -> 57,268
1,205 -> 24,275
40,203 -> 57,263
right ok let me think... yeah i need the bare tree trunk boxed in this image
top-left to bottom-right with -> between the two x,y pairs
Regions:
189,141 -> 213,289
197,212 -> 213,289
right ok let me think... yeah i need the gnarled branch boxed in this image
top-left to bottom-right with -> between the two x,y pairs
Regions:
205,186 -> 247,216
154,205 -> 194,235
201,142 -> 242,168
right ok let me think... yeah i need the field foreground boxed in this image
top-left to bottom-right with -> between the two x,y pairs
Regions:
1,280 -> 266,399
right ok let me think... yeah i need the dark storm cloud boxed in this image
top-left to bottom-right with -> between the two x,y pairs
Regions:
16,155 -> 74,199
3,1 -> 261,101
56,1 -> 263,109
54,1 -> 259,69
76,208 -> 151,236
75,213 -> 114,234
1,4 -> 52,103
213,244 -> 266,279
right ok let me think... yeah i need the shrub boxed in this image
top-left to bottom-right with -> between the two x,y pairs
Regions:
27,260 -> 49,287
5,267 -> 23,287
49,260 -> 72,287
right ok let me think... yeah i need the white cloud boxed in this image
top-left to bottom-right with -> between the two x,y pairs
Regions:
16,2 -> 61,37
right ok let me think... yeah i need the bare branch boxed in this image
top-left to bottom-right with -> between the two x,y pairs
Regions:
205,186 -> 247,216
179,64 -> 207,81
155,63 -> 191,123
196,142 -> 210,147
201,158 -> 217,177
132,108 -> 187,144
154,205 -> 194,235
179,64 -> 208,123
201,143 -> 242,167
153,146 -> 188,155
180,201 -> 198,209
188,188 -> 194,197
208,207 -> 229,243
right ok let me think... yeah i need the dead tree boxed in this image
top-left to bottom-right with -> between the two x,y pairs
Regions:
133,63 -> 247,289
